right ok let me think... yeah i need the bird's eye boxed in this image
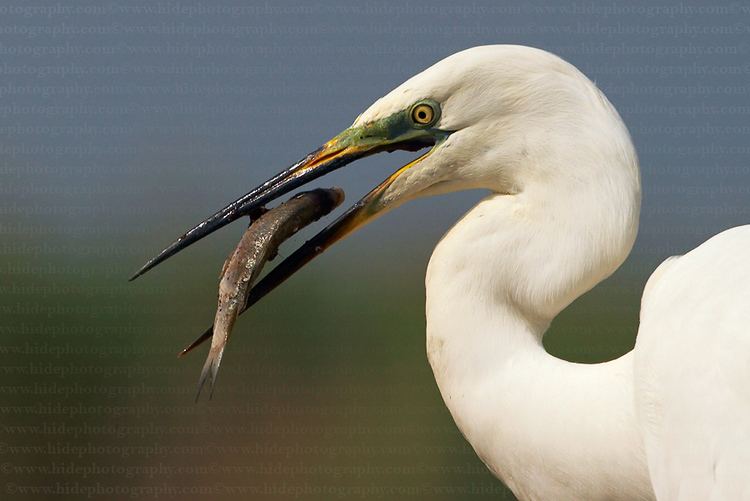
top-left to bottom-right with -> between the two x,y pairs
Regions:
411,103 -> 436,126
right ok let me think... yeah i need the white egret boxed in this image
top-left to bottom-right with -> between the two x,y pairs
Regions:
133,45 -> 750,500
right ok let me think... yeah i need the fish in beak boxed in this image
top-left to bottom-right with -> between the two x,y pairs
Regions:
130,100 -> 452,353
197,188 -> 345,401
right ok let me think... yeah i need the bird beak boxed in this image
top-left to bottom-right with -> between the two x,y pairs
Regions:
131,116 -> 443,281
177,144 -> 442,356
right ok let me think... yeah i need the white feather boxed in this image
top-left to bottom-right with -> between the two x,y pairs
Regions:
636,227 -> 750,501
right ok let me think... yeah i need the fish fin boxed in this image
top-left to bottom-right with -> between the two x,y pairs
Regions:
195,346 -> 224,402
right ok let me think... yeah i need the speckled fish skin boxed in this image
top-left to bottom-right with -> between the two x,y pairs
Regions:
196,187 -> 344,400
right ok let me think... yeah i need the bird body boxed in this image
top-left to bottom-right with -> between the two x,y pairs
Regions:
138,45 -> 750,500
636,226 -> 750,500
412,46 -> 748,500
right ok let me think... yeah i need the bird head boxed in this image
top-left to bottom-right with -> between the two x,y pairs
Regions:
132,45 -> 639,314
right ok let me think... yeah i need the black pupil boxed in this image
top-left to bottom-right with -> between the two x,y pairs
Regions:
418,110 -> 427,120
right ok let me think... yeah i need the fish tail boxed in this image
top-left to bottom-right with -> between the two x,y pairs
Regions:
195,348 -> 224,402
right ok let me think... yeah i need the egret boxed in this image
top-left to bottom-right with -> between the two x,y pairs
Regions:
132,45 -> 750,500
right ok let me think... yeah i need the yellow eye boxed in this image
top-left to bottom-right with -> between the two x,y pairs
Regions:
411,103 -> 435,125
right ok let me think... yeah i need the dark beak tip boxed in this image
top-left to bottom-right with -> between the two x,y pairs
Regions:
129,257 -> 161,281
128,268 -> 146,282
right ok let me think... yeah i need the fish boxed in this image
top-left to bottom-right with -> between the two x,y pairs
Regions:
194,187 -> 344,400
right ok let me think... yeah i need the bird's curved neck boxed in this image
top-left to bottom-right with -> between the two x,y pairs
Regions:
425,188 -> 651,500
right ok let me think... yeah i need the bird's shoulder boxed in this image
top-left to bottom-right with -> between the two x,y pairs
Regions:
634,224 -> 750,500
639,224 -> 750,324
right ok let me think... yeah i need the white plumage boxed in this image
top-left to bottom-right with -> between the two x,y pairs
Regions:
353,45 -> 749,500
636,228 -> 750,500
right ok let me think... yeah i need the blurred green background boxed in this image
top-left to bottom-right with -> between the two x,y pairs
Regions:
2,1 -> 749,499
